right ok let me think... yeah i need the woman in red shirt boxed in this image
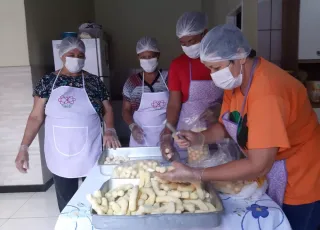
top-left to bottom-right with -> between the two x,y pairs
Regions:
160,12 -> 223,160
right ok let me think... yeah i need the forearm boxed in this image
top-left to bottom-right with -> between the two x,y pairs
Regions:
163,104 -> 181,135
201,158 -> 268,182
104,108 -> 115,129
21,116 -> 44,146
122,109 -> 134,126
201,122 -> 227,144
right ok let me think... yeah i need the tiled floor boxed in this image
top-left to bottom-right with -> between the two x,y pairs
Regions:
0,185 -> 59,230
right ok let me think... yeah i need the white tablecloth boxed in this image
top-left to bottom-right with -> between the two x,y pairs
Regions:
54,165 -> 292,230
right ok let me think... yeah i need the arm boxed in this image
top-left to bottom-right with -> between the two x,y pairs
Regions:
201,148 -> 278,181
156,147 -> 278,183
122,100 -> 134,126
98,77 -> 120,148
163,62 -> 183,134
16,96 -> 45,173
21,96 -> 46,146
122,99 -> 144,144
102,100 -> 121,149
163,91 -> 182,135
102,100 -> 115,129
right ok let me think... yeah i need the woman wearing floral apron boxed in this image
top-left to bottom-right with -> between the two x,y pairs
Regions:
157,25 -> 320,230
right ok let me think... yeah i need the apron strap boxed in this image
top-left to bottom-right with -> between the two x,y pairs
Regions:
142,71 -> 169,92
239,57 -> 259,118
51,69 -> 62,92
189,61 -> 192,81
81,72 -> 85,90
158,70 -> 169,91
142,72 -> 145,93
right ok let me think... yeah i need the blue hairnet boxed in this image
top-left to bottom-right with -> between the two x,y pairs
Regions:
200,24 -> 252,63
59,37 -> 86,57
176,12 -> 208,38
136,36 -> 160,54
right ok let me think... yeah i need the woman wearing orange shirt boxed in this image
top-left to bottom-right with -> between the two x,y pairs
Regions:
157,24 -> 320,230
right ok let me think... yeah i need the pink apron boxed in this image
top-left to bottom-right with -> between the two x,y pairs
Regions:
130,71 -> 169,147
44,71 -> 102,178
176,61 -> 224,158
221,58 -> 287,206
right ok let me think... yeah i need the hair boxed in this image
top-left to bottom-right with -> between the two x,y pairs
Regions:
248,49 -> 257,58
229,49 -> 256,63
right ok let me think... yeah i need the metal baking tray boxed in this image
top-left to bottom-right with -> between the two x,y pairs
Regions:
91,179 -> 224,230
98,147 -> 164,175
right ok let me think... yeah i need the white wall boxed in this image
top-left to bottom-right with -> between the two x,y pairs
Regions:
94,0 -> 202,95
203,0 -> 257,50
0,0 -> 29,67
95,0 -> 258,96
25,0 -> 95,70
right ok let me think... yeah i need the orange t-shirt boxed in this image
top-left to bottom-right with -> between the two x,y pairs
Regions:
220,58 -> 320,205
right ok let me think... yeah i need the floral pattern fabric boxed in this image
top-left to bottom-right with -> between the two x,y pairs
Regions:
33,72 -> 110,120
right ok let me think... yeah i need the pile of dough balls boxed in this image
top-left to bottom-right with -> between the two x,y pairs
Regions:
87,178 -> 216,216
104,155 -> 130,165
188,128 -> 209,163
112,160 -> 171,179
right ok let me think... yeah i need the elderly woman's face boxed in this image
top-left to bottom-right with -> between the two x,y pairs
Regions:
61,48 -> 85,63
138,51 -> 160,60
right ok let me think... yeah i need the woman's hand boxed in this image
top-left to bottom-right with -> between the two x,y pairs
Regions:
155,162 -> 203,183
103,128 -> 121,150
174,130 -> 205,148
160,134 -> 180,161
15,145 -> 29,173
130,123 -> 145,144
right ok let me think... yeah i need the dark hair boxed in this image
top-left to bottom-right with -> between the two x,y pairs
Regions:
248,49 -> 256,58
229,49 -> 256,63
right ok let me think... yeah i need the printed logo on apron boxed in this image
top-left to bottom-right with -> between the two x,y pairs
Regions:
151,100 -> 167,110
58,95 -> 76,108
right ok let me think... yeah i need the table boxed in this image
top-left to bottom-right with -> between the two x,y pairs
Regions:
54,165 -> 292,230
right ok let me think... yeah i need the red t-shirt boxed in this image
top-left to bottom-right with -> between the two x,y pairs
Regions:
168,54 -> 211,102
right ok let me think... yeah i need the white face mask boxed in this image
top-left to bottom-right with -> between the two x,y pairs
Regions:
211,64 -> 243,90
65,57 -> 85,73
182,43 -> 201,59
140,58 -> 158,73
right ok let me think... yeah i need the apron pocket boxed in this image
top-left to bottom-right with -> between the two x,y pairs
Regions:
53,126 -> 88,156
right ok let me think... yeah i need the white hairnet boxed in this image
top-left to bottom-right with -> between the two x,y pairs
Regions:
176,12 -> 208,38
59,37 -> 86,57
200,24 -> 252,63
136,36 -> 160,54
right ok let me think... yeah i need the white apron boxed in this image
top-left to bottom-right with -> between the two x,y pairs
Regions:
129,71 -> 169,147
44,71 -> 102,178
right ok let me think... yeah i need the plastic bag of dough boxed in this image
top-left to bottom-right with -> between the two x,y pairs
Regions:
189,138 -> 241,168
189,139 -> 267,199
178,115 -> 210,163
